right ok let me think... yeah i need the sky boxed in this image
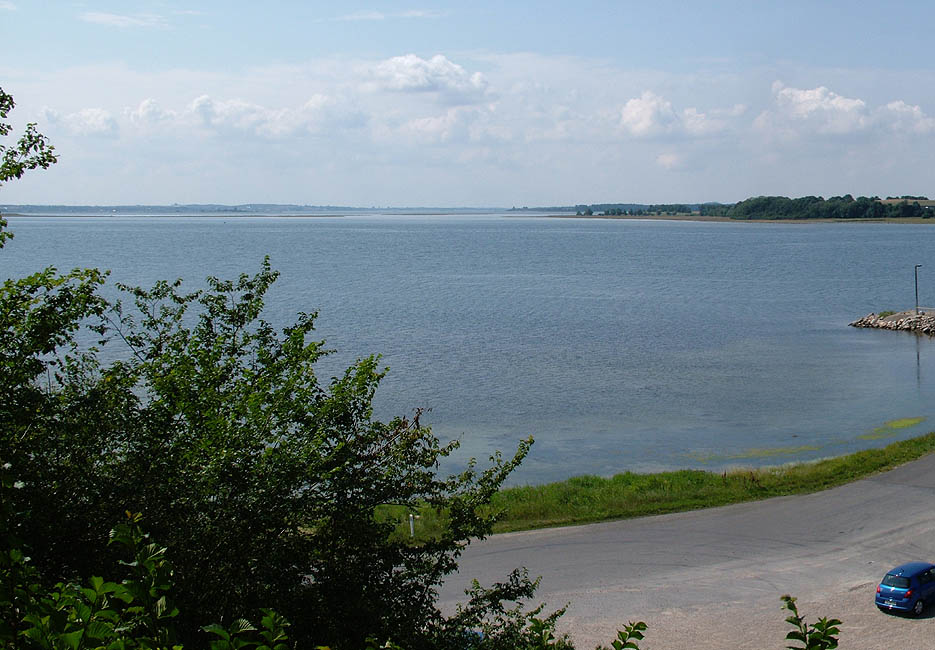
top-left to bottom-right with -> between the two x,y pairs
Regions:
2,1 -> 935,206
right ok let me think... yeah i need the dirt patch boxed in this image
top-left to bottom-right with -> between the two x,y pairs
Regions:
562,585 -> 935,649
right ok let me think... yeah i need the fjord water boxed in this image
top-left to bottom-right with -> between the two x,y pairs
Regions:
6,214 -> 935,484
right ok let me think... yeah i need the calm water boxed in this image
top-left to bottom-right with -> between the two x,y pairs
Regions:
4,214 -> 935,484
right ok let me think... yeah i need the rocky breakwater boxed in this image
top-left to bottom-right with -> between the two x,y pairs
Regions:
850,310 -> 935,335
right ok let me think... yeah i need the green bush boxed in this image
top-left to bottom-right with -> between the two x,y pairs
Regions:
1,489 -> 292,650
0,86 -> 558,650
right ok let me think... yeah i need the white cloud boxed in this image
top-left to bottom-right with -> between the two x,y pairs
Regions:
685,103 -> 746,136
619,91 -> 678,136
619,91 -> 735,138
400,108 -> 469,143
42,107 -> 118,137
770,81 -> 867,134
80,12 -> 167,28
371,54 -> 489,104
0,2 -> 16,11
183,93 -> 362,138
755,81 -> 935,139
13,56 -> 935,206
681,108 -> 719,136
877,100 -> 935,134
191,95 -> 262,130
391,105 -> 505,145
127,98 -> 175,124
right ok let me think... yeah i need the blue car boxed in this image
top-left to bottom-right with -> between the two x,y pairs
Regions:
876,561 -> 935,616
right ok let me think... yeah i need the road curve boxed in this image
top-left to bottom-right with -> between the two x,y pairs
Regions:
439,453 -> 935,648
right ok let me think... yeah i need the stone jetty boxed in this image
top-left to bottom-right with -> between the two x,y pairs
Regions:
850,310 -> 935,335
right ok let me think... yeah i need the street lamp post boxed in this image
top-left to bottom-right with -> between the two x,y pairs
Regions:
915,264 -> 923,315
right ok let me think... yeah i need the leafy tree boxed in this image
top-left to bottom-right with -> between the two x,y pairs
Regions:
0,87 -> 545,649
1,490 -> 292,650
0,86 -> 57,249
0,87 -> 57,187
727,194 -> 931,220
3,239 -> 537,650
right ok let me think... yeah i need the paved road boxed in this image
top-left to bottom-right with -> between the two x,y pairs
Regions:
439,454 -> 935,648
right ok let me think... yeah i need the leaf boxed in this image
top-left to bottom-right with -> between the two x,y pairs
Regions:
202,623 -> 230,640
85,620 -> 115,640
60,629 -> 85,650
229,618 -> 257,635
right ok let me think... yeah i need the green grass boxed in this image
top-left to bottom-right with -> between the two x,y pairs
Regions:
387,432 -> 935,541
487,432 -> 935,533
878,310 -> 897,319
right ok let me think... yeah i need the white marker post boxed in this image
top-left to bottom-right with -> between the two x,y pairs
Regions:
408,513 -> 421,538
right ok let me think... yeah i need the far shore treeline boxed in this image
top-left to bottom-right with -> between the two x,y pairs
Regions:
703,194 -> 934,220
512,194 -> 935,220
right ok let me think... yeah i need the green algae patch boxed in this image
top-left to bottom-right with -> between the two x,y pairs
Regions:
859,417 -> 927,440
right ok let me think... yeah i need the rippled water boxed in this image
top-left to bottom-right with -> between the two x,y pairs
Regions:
4,214 -> 935,484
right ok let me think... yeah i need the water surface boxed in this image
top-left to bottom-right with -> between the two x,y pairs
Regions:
4,214 -> 935,484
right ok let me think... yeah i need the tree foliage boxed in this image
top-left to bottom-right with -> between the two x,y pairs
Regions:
1,480 -> 292,650
1,252 -> 537,648
0,87 -> 551,649
574,203 -> 696,216
726,194 -> 932,220
0,86 -> 57,248
0,87 -> 57,189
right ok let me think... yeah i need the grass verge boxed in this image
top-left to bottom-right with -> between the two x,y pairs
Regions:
383,432 -> 935,541
487,432 -> 935,533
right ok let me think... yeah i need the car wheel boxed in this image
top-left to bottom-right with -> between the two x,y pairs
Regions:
913,599 -> 925,616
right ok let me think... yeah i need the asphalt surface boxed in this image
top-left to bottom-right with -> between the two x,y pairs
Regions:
438,453 -> 935,648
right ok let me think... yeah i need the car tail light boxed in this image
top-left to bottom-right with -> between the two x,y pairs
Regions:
877,585 -> 881,593
904,589 -> 913,600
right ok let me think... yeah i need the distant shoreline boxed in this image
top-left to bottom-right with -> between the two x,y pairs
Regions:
531,213 -> 734,222
530,213 -> 935,224
6,211 -> 935,224
2,212 -> 343,218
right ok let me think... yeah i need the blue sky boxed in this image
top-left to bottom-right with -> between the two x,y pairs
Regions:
2,1 -> 935,206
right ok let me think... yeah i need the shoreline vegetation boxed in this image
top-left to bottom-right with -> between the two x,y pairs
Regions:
539,212 -> 935,224
5,195 -> 935,222
492,432 -> 935,532
520,194 -> 935,221
390,432 -> 935,540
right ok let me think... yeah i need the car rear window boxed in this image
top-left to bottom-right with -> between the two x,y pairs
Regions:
882,575 -> 911,589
